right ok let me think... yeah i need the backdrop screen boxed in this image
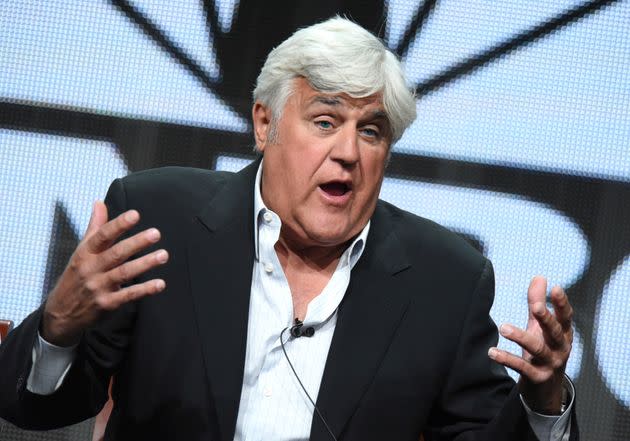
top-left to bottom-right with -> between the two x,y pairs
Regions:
1,1 -> 629,440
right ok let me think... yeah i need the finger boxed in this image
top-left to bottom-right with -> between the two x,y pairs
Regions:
106,249 -> 169,286
85,201 -> 108,236
527,276 -> 547,323
531,303 -> 566,349
100,279 -> 166,311
85,209 -> 140,253
488,347 -> 547,383
499,324 -> 551,361
99,228 -> 162,271
550,286 -> 573,332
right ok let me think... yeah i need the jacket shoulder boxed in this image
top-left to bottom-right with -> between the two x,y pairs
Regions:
122,166 -> 231,190
113,166 -> 233,210
375,198 -> 487,273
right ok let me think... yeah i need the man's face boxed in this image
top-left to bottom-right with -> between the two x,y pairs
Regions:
253,78 -> 391,248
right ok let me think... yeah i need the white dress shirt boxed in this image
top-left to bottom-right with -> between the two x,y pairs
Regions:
28,162 -> 572,441
233,162 -> 369,440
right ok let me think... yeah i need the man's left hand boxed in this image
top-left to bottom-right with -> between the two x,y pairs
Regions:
488,276 -> 573,414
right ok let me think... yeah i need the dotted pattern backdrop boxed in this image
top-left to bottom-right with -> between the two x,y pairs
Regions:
1,1 -> 629,440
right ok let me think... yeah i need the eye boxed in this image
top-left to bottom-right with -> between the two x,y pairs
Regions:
360,127 -> 380,138
315,120 -> 333,130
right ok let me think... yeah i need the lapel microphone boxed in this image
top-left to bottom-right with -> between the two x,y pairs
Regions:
280,321 -> 337,441
290,318 -> 315,338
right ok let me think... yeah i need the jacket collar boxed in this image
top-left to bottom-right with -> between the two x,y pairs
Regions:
189,159 -> 412,441
187,158 -> 259,441
310,202 -> 412,440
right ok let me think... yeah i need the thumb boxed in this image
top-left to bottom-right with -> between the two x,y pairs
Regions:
85,200 -> 108,236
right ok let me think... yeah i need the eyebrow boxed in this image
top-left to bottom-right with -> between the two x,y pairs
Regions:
308,96 -> 390,128
309,96 -> 388,118
371,110 -> 387,120
310,96 -> 342,106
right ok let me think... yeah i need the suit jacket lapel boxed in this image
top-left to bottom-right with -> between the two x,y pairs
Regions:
187,159 -> 259,441
188,163 -> 410,440
311,204 -> 412,440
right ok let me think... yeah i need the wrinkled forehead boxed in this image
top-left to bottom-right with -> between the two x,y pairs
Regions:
296,79 -> 387,117
308,94 -> 386,116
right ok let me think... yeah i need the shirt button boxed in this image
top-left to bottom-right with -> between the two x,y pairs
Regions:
264,262 -> 273,274
263,212 -> 273,223
264,386 -> 272,397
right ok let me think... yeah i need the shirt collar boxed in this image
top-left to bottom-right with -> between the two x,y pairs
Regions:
253,160 -> 370,266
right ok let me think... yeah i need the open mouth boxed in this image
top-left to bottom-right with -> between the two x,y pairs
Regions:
320,181 -> 351,197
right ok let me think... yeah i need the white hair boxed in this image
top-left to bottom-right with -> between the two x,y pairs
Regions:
253,16 -> 417,143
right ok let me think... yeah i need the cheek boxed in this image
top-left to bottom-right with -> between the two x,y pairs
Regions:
283,161 -> 318,203
361,153 -> 387,186
287,155 -> 327,191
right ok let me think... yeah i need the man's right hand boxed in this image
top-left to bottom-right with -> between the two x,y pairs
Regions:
42,201 -> 169,347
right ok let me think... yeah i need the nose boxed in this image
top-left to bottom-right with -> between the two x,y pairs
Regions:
330,126 -> 360,168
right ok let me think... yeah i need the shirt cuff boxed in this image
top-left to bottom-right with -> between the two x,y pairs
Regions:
26,332 -> 77,395
520,375 -> 575,441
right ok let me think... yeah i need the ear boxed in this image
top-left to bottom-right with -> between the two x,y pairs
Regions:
252,102 -> 273,152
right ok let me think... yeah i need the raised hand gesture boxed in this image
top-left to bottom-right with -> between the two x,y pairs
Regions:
489,276 -> 573,414
42,201 -> 168,347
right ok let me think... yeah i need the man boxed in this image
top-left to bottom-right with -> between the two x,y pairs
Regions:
0,17 -> 575,440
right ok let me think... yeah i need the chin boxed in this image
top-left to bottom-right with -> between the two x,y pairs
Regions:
295,210 -> 362,246
304,225 -> 354,246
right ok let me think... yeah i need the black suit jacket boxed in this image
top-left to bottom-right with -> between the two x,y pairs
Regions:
0,160 -> 577,440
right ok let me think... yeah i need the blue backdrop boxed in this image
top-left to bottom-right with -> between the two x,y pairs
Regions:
1,1 -> 628,439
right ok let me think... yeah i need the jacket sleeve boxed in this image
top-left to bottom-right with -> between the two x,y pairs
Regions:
425,258 -> 579,441
0,178 -> 137,430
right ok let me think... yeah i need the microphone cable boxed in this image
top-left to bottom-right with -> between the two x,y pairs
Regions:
280,323 -> 338,441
